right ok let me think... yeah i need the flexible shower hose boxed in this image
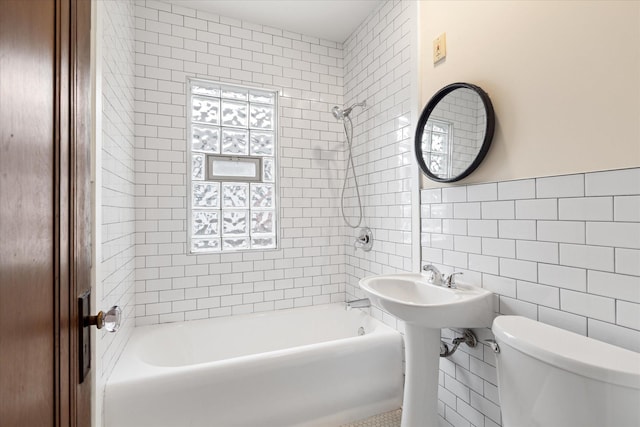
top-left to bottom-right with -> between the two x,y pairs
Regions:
341,115 -> 363,228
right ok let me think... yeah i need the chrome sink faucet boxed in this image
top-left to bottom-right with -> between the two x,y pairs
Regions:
422,264 -> 463,288
422,264 -> 444,285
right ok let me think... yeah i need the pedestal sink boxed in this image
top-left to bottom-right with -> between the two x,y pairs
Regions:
359,273 -> 493,427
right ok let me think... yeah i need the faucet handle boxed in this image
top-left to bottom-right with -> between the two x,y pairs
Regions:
445,272 -> 463,288
354,227 -> 373,252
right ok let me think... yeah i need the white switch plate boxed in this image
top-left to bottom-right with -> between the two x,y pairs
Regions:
433,33 -> 446,63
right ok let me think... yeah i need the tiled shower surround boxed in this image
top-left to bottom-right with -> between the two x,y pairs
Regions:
423,168 -> 640,427
131,0 -> 416,327
133,0 -> 349,324
136,1 -> 410,324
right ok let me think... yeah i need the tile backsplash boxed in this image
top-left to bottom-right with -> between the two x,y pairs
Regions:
422,167 -> 640,427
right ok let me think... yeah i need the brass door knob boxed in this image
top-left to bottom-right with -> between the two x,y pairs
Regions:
85,305 -> 121,332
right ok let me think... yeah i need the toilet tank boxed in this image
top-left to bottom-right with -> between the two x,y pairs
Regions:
492,316 -> 640,427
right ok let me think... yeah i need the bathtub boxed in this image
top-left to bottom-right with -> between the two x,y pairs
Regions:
105,303 -> 404,427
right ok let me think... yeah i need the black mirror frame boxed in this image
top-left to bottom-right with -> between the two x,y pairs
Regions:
415,82 -> 495,183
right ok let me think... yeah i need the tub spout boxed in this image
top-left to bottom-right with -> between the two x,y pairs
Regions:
346,298 -> 370,310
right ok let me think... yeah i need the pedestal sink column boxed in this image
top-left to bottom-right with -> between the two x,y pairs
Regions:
401,324 -> 441,427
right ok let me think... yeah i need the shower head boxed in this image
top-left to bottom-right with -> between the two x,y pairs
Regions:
331,101 -> 367,120
331,106 -> 345,120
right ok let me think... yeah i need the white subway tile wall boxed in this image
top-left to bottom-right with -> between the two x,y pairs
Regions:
343,0 -> 416,329
100,0 -> 137,386
422,168 -> 640,427
133,0 -> 349,325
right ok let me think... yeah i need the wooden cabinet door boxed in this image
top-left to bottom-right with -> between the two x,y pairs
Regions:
0,1 -> 92,425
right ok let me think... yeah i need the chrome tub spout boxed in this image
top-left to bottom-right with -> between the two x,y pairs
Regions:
346,298 -> 371,310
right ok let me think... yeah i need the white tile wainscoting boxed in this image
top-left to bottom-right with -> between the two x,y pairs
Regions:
422,167 -> 640,427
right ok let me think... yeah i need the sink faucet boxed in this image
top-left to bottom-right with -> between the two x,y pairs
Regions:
422,264 -> 463,288
346,298 -> 370,310
422,264 -> 444,285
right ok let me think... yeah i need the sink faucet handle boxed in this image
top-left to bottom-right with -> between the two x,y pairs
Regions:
445,272 -> 463,288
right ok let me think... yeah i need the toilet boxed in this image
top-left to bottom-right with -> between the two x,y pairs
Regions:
492,316 -> 640,427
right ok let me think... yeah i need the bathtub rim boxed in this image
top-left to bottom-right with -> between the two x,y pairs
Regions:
107,302 -> 401,384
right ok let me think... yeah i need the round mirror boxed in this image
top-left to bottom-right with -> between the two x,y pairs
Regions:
415,83 -> 495,182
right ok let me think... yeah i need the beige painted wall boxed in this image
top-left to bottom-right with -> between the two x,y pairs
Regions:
419,1 -> 640,187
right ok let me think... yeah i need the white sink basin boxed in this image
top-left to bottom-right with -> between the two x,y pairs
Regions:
359,273 -> 493,328
359,272 -> 494,427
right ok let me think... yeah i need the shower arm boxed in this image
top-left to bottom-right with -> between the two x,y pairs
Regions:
343,101 -> 366,116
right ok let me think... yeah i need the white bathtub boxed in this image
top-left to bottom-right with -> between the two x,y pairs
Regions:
105,303 -> 404,427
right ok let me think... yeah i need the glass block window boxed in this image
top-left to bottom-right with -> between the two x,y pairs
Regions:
421,119 -> 452,178
188,79 -> 278,253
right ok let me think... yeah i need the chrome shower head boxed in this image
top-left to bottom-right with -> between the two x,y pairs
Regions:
331,101 -> 366,121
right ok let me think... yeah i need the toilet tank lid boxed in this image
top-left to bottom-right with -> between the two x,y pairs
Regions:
492,316 -> 640,389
